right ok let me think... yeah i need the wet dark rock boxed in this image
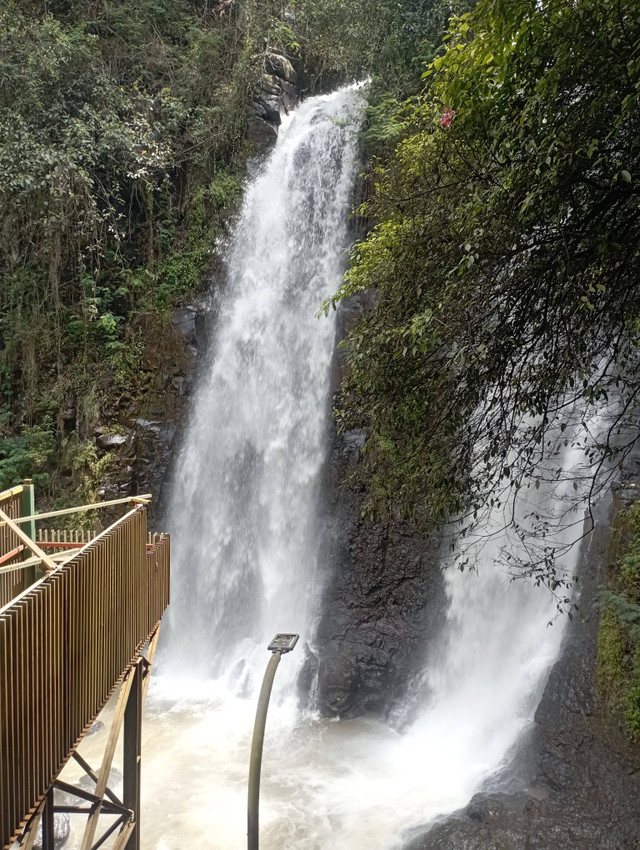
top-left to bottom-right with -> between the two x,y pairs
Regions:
96,433 -> 127,450
260,73 -> 282,96
171,306 -> 198,338
245,68 -> 299,159
255,93 -> 282,125
312,424 -> 444,719
251,99 -> 268,120
171,376 -> 187,396
265,52 -> 297,83
246,115 -> 279,156
278,79 -> 298,111
341,428 -> 366,458
135,417 -> 161,436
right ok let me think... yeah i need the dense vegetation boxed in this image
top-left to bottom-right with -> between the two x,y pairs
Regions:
0,0 -> 463,503
0,0 -> 295,498
598,501 -> 640,740
331,0 -> 640,587
295,0 -> 470,96
5,1 -> 640,588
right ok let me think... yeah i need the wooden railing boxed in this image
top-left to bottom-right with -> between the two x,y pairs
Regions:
35,529 -> 167,548
0,486 -> 27,610
0,505 -> 170,850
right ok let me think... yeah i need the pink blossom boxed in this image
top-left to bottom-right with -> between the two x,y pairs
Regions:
439,108 -> 456,128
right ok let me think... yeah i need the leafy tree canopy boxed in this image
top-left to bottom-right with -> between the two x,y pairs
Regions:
0,0 -> 282,498
331,0 -> 640,584
295,0 -> 471,95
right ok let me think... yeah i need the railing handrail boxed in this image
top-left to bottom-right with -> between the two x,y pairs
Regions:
0,504 -> 170,850
0,494 -> 152,527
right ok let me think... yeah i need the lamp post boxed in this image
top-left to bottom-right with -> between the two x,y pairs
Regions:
247,633 -> 299,850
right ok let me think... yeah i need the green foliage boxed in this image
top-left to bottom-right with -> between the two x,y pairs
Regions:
0,414 -> 55,490
71,439 -> 114,505
295,0 -> 471,96
597,608 -> 628,713
627,650 -> 640,738
0,0 -> 256,462
333,0 -> 640,574
294,0 -> 473,163
598,501 -> 640,739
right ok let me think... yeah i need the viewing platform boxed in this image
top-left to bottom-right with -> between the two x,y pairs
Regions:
0,482 -> 170,850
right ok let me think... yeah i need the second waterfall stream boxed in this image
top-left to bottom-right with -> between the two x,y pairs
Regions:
141,86 -> 577,849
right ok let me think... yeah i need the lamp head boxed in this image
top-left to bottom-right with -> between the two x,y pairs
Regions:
267,633 -> 299,654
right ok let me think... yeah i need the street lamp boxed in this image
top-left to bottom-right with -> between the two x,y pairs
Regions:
247,634 -> 299,850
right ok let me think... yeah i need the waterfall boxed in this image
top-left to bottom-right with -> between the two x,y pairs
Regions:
138,87 -> 591,850
164,85 -> 365,688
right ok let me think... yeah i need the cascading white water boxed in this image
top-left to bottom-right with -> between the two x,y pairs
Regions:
132,87 -> 593,850
164,85 -> 365,690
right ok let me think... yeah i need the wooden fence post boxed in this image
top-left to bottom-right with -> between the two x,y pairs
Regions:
21,480 -> 37,583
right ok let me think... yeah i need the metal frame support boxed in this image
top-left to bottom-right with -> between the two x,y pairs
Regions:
42,789 -> 54,850
17,626 -> 162,850
123,657 -> 143,850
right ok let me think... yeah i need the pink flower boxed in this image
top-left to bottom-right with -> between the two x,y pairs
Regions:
439,108 -> 456,128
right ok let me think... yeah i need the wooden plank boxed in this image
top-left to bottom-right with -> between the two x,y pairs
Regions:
0,512 -> 57,574
0,486 -> 24,500
0,546 -> 25,566
80,668 -> 136,850
142,626 -> 161,704
16,798 -> 43,850
0,496 -> 153,527
42,788 -> 54,850
123,658 -> 143,850
0,551 -> 81,577
110,818 -> 136,850
91,815 -> 127,850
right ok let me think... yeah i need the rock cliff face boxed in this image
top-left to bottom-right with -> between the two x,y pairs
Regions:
246,51 -> 299,157
309,296 -> 446,719
404,481 -> 640,850
91,303 -> 208,529
310,425 -> 444,719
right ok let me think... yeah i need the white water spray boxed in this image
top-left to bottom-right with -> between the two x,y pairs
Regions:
136,88 -> 593,849
164,86 -> 364,690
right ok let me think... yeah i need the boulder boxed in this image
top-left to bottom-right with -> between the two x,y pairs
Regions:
250,99 -> 268,120
255,93 -> 282,125
278,79 -> 298,111
265,52 -> 297,83
96,433 -> 127,450
259,73 -> 282,96
246,115 -> 279,157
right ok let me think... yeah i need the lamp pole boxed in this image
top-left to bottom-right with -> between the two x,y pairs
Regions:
247,634 -> 299,850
